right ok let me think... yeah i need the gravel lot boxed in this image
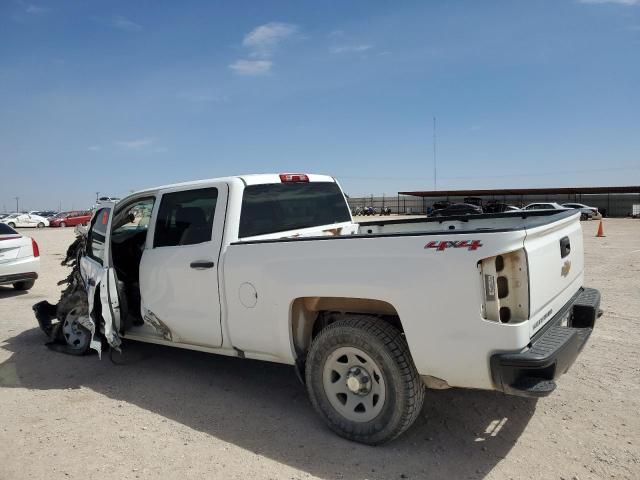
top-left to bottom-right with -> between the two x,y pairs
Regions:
1,219 -> 638,480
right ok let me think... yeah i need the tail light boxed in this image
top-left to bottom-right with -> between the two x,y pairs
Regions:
32,238 -> 40,257
478,249 -> 528,323
279,173 -> 309,183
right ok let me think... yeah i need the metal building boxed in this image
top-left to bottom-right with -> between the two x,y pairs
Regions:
348,186 -> 640,217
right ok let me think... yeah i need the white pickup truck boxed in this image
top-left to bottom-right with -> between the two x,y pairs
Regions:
34,173 -> 600,444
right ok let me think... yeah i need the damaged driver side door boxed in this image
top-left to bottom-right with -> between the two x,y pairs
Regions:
80,204 -> 122,353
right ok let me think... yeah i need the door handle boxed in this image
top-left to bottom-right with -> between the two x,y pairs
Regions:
190,261 -> 215,269
559,236 -> 571,259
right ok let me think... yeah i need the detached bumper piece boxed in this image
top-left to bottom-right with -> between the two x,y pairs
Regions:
491,287 -> 601,398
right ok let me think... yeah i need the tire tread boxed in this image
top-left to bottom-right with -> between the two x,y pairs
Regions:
306,315 -> 425,444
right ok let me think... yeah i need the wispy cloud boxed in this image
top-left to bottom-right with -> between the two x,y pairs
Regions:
330,44 -> 373,54
242,22 -> 298,58
25,4 -> 50,14
578,0 -> 640,5
177,90 -> 229,103
88,145 -> 101,152
111,16 -> 142,32
230,22 -> 298,76
229,59 -> 273,76
115,138 -> 155,150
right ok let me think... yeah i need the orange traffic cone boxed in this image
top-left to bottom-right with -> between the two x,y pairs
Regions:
596,220 -> 605,237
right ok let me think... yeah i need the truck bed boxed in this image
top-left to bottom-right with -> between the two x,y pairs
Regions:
225,209 -> 583,390
356,209 -> 577,236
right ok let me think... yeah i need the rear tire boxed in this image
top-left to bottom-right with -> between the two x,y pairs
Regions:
59,221 -> 66,228
7,222 -> 16,228
13,280 -> 35,290
305,315 -> 425,445
37,222 -> 45,228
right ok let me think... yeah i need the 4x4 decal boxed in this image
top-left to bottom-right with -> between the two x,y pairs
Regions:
424,240 -> 483,251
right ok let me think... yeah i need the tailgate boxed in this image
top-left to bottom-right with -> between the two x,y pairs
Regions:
525,212 -> 584,336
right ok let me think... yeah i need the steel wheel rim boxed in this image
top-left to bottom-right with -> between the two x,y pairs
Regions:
322,346 -> 386,422
62,308 -> 89,350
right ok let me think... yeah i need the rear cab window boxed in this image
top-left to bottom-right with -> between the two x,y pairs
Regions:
239,182 -> 351,238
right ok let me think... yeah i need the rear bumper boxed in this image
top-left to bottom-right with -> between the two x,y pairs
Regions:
490,287 -> 601,398
0,271 -> 38,286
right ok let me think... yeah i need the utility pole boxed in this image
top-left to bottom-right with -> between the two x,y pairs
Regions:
433,116 -> 437,191
14,196 -> 19,212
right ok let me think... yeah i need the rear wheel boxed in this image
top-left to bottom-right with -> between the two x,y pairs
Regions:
37,222 -> 45,228
7,222 -> 16,228
59,221 -> 66,228
305,315 -> 425,445
13,280 -> 35,290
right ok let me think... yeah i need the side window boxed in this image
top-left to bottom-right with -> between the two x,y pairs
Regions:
87,208 -> 110,265
112,198 -> 155,234
153,188 -> 218,248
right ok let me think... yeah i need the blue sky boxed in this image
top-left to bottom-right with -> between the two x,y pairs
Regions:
1,0 -> 639,211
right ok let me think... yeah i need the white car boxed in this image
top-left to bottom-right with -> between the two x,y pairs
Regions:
523,202 -> 568,211
1,213 -> 50,228
562,203 -> 602,220
0,223 -> 40,290
34,173 -> 599,444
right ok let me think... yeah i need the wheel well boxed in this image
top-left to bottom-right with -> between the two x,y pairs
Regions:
291,297 -> 403,359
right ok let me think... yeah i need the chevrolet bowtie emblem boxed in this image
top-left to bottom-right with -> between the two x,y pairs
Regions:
561,260 -> 571,277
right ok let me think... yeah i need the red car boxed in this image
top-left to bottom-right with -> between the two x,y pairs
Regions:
49,211 -> 92,228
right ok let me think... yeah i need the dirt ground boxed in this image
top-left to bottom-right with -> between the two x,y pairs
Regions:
1,219 -> 638,480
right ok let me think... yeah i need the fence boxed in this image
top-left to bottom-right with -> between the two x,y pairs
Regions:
348,192 -> 640,217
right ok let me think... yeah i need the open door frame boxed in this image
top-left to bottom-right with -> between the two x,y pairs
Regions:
79,203 -> 122,355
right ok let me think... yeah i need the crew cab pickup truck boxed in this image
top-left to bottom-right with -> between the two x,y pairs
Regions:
34,173 -> 600,444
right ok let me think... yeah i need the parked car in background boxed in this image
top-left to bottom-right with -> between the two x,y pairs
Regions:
562,203 -> 601,220
483,202 -> 521,214
431,203 -> 483,216
431,200 -> 452,211
0,213 -> 50,228
463,197 -> 483,207
0,223 -> 40,290
523,202 -> 567,211
97,196 -> 121,204
49,211 -> 92,228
